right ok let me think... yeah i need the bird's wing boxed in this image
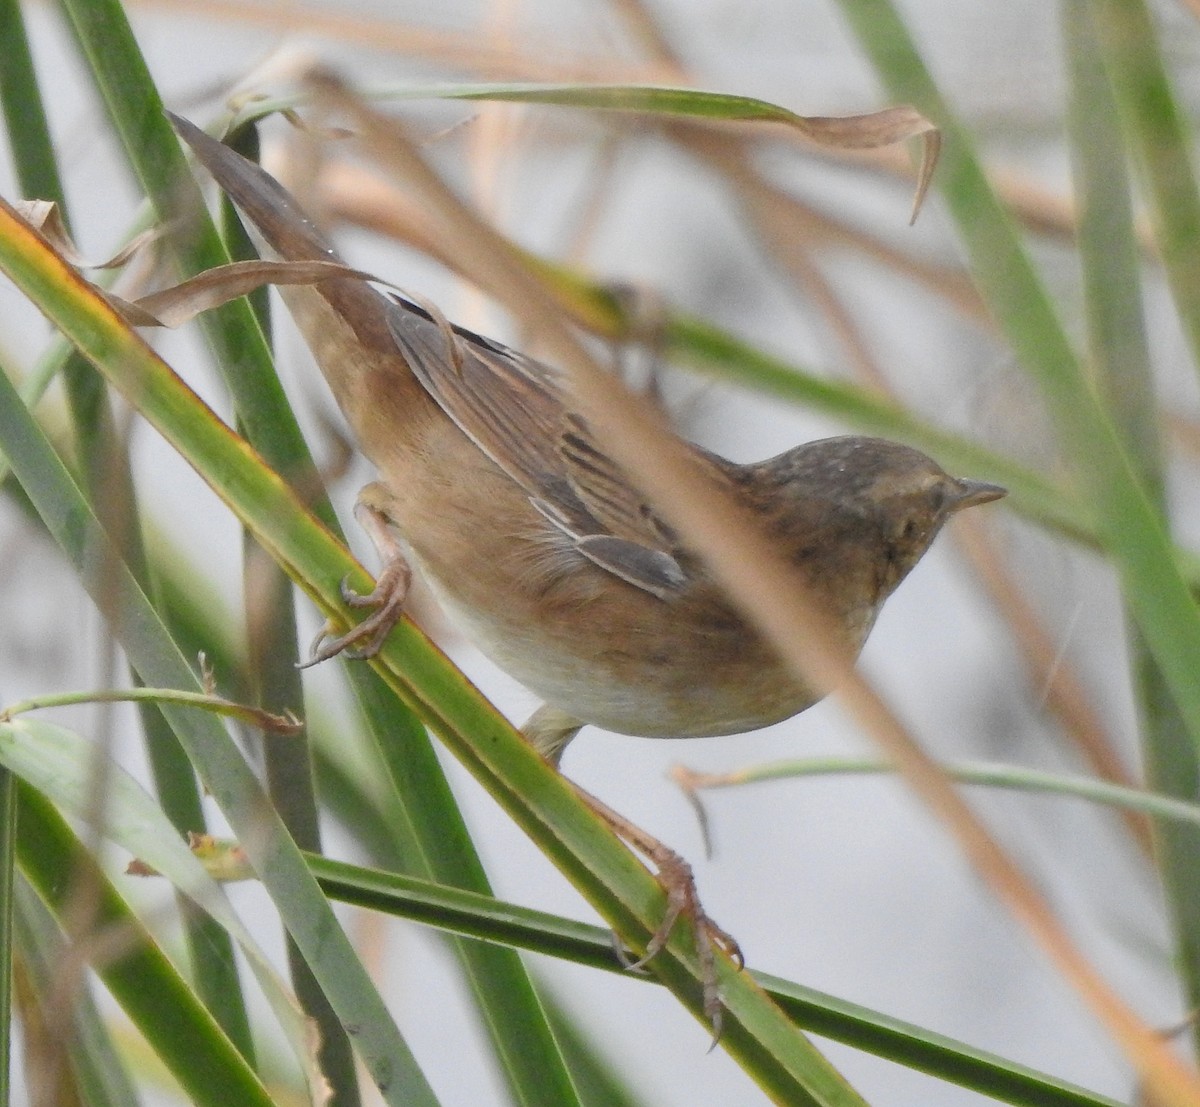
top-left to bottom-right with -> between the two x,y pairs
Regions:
384,296 -> 691,596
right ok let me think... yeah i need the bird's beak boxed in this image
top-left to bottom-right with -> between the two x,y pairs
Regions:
950,478 -> 1007,511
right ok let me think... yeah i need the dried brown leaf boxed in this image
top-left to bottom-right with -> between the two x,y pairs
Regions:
16,199 -> 162,270
110,258 -> 377,328
789,105 -> 941,223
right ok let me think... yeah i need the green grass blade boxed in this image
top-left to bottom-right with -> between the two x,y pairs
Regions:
228,78 -> 923,130
1064,0 -> 1200,1059
683,755 -> 1200,830
0,212 -> 441,1106
0,0 -> 257,1058
223,120 -> 588,1106
223,123 -> 358,1105
15,782 -> 276,1107
664,312 -> 1094,543
338,665 -> 592,1107
539,996 -> 645,1107
1087,0 -> 1200,379
306,854 -> 1117,1107
0,0 -> 62,206
1070,0 -> 1200,1051
14,879 -> 146,1107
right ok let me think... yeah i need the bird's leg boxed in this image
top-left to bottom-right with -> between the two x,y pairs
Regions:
304,482 -> 412,666
522,705 -> 741,1036
521,704 -> 583,766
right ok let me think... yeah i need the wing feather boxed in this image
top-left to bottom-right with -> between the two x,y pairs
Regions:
385,297 -> 693,596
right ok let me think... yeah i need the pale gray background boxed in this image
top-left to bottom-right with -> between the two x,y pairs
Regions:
1,1 -> 1192,1103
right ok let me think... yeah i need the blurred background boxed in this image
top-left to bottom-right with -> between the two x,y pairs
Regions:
2,0 -> 1195,1104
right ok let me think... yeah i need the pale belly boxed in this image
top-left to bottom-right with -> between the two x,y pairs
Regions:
416,548 -> 821,739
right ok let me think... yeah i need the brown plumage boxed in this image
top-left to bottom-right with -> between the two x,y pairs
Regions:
170,114 -> 1006,1026
171,113 -> 1004,763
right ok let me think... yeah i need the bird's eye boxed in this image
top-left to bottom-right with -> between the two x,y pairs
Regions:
900,519 -> 919,542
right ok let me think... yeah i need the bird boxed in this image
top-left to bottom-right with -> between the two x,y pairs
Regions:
169,112 -> 1006,1027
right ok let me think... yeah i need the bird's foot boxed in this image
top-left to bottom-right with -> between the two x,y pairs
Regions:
574,783 -> 743,1040
301,490 -> 412,667
618,836 -> 742,1039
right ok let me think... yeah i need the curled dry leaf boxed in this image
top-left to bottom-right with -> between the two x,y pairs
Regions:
16,199 -> 163,269
107,257 -> 378,328
793,104 -> 940,224
10,201 -> 381,330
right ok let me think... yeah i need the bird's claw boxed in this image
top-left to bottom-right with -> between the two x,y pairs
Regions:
572,781 -> 743,1042
300,556 -> 411,668
627,846 -> 741,1041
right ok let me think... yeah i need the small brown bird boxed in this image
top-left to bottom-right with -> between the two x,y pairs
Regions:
171,114 -> 1004,1019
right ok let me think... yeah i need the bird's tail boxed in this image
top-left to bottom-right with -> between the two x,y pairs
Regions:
168,112 -> 431,457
